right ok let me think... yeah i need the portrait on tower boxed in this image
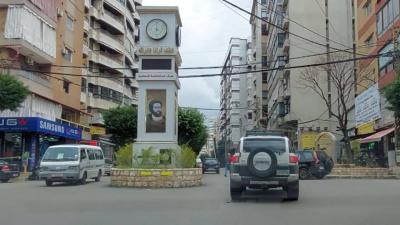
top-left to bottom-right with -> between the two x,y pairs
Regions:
146,89 -> 166,133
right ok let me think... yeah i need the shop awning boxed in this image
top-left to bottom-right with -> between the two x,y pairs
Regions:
359,127 -> 395,143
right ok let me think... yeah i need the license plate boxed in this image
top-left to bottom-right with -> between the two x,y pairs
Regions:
12,173 -> 18,177
250,180 -> 279,185
319,166 -> 325,169
276,170 -> 289,176
51,174 -> 63,177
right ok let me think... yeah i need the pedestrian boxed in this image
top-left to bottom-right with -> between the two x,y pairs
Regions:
224,153 -> 231,177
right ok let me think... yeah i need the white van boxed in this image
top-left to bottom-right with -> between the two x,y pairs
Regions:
39,144 -> 105,186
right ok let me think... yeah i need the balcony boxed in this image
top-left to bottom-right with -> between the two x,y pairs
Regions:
9,69 -> 52,97
283,17 -> 289,30
283,38 -> 290,55
84,19 -> 90,32
98,52 -> 124,72
1,5 -> 56,64
133,11 -> 140,24
83,43 -> 89,56
98,30 -> 125,53
99,10 -> 124,33
89,7 -> 100,19
84,0 -> 90,9
104,0 -> 126,15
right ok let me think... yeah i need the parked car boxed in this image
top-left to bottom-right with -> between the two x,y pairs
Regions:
39,144 -> 105,186
230,135 -> 299,201
296,150 -> 334,179
202,158 -> 220,174
104,158 -> 113,176
0,160 -> 20,183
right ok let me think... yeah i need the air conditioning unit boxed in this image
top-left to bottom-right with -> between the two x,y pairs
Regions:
57,8 -> 64,17
25,57 -> 34,65
61,48 -> 68,55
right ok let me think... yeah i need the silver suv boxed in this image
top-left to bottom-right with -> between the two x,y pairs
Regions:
230,135 -> 299,201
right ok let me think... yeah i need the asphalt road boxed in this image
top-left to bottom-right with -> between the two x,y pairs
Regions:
0,174 -> 399,225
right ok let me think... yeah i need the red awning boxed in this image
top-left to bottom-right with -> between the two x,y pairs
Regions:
359,127 -> 395,143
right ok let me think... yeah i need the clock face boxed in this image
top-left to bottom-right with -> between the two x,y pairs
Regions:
146,19 -> 168,40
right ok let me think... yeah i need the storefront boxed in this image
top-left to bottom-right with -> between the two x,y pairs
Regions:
0,117 -> 82,171
359,127 -> 395,167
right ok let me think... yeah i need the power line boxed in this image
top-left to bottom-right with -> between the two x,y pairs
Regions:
220,0 -> 357,56
2,50 -> 394,80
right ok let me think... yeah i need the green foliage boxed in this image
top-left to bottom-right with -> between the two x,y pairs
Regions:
176,145 -> 196,168
178,108 -> 208,155
383,77 -> 400,118
0,74 -> 29,111
115,144 -> 133,169
103,106 -> 137,147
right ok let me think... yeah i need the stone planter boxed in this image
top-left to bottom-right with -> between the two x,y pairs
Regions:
110,168 -> 202,188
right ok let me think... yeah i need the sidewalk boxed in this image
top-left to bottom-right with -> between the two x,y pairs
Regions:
326,165 -> 400,180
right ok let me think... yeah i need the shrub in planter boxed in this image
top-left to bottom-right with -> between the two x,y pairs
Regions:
115,143 -> 133,168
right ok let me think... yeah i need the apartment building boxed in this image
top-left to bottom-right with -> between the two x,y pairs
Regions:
218,38 -> 249,150
248,0 -> 269,130
356,0 -> 399,166
81,0 -> 141,129
0,0 -> 88,171
259,0 -> 355,152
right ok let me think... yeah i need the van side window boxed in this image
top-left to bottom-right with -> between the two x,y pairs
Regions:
80,149 -> 87,160
88,149 -> 95,160
94,150 -> 102,160
98,150 -> 104,160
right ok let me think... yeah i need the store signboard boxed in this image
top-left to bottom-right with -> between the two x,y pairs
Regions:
357,121 -> 375,135
355,84 -> 381,126
0,117 -> 82,140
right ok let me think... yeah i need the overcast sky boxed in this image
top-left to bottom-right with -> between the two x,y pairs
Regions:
143,0 -> 252,122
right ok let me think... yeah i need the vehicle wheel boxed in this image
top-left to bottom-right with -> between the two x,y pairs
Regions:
284,181 -> 299,201
94,170 -> 101,182
80,172 -> 87,185
230,180 -> 244,201
315,174 -> 325,179
202,170 -> 205,174
1,179 -> 9,183
216,169 -> 220,174
299,168 -> 309,180
45,180 -> 53,186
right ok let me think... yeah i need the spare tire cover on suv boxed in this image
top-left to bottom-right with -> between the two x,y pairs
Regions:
247,148 -> 277,178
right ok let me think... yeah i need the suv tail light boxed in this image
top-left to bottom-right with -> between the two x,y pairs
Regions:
289,154 -> 299,164
1,165 -> 10,172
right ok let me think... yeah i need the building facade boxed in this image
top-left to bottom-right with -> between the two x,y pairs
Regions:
258,0 -> 355,155
356,0 -> 399,166
81,0 -> 141,129
218,38 -> 250,150
0,0 -> 87,171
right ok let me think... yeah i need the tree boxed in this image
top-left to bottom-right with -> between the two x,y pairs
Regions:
383,77 -> 400,154
103,106 -> 208,154
299,52 -> 372,162
103,106 -> 137,147
0,74 -> 29,111
178,107 -> 208,155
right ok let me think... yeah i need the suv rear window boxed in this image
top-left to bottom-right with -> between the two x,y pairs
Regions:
242,138 -> 286,153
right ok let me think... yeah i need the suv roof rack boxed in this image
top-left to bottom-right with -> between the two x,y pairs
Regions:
245,130 -> 286,137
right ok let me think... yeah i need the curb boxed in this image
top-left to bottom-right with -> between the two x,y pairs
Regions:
326,175 -> 399,180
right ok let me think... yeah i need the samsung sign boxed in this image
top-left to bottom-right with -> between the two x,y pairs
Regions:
355,84 -> 382,126
0,117 -> 82,140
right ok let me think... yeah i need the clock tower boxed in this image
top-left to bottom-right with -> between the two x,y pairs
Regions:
133,6 -> 182,163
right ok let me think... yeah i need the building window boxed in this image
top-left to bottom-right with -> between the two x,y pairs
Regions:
66,15 -> 74,31
261,0 -> 267,4
81,78 -> 87,92
363,0 -> 371,16
364,34 -> 374,48
262,72 -> 268,83
262,24 -> 268,35
262,56 -> 268,67
261,10 -> 268,19
248,112 -> 253,120
378,43 -> 394,76
377,0 -> 400,35
62,47 -> 73,62
63,79 -> 70,93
